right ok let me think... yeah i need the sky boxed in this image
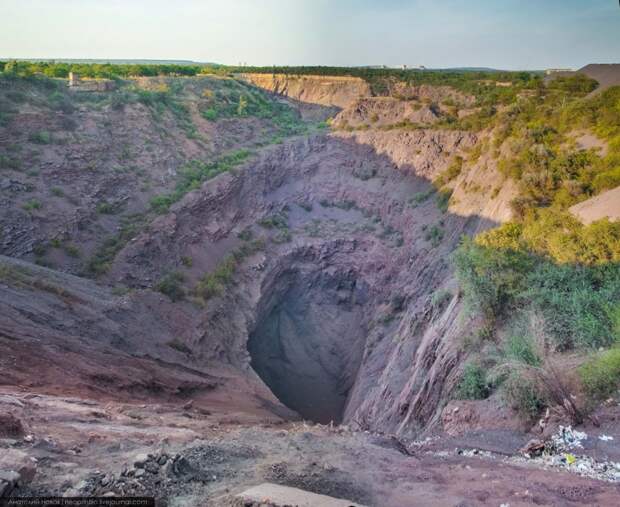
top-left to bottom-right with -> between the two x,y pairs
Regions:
1,0 -> 619,70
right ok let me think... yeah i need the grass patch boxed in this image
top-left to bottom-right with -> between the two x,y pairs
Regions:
22,199 -> 41,212
579,348 -> 620,401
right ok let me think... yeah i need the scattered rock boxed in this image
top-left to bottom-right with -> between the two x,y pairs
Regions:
133,453 -> 150,468
0,449 -> 36,497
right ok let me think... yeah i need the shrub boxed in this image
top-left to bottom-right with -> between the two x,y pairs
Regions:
195,257 -> 236,300
96,202 -> 116,214
202,108 -> 217,121
258,213 -> 288,230
502,372 -> 546,419
456,363 -> 489,400
86,214 -> 146,276
579,348 -> 620,400
409,189 -> 435,207
29,131 -> 51,144
434,156 -> 463,187
63,244 -> 80,258
22,199 -> 41,212
156,271 -> 186,302
453,237 -> 532,321
424,225 -> 444,247
435,189 -> 453,213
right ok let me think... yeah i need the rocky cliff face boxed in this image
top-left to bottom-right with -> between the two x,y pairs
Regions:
239,74 -> 371,109
1,73 -> 514,437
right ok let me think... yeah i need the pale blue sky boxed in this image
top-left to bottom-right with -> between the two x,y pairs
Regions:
2,0 -> 619,69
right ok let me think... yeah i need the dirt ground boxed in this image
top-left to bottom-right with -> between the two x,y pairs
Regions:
2,388 -> 620,506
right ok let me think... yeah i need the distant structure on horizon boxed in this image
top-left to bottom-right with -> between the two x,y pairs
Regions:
68,72 -> 114,92
545,68 -> 573,75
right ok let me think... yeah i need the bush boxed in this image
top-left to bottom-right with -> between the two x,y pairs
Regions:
435,189 -> 452,213
22,199 -> 41,212
195,257 -> 236,300
502,372 -> 547,419
29,131 -> 51,144
456,363 -> 489,400
409,189 -> 435,207
64,244 -> 80,258
424,224 -> 444,247
202,108 -> 218,121
579,348 -> 620,400
96,202 -> 117,214
156,271 -> 185,302
258,213 -> 288,230
453,237 -> 532,320
434,156 -> 463,187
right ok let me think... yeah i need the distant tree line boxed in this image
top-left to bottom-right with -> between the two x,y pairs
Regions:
1,60 -> 539,85
0,60 -> 225,79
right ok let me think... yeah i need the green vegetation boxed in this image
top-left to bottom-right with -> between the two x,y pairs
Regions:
197,78 -> 308,137
434,156 -> 463,187
502,373 -> 547,419
258,212 -> 288,230
150,149 -> 252,213
456,362 -> 489,400
96,202 -> 118,214
435,189 -> 452,213
86,214 -> 146,276
63,244 -> 81,258
156,271 -> 186,302
29,131 -> 51,144
1,60 -> 212,79
424,224 -> 444,247
409,189 -> 435,207
22,199 -> 41,212
579,348 -> 620,401
430,288 -> 452,312
194,239 -> 264,301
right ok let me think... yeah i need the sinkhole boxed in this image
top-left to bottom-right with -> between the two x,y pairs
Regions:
248,269 -> 368,424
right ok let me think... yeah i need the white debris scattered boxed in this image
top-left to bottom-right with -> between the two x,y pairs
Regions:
457,448 -> 495,459
551,426 -> 587,451
410,436 -> 438,448
598,435 -> 614,442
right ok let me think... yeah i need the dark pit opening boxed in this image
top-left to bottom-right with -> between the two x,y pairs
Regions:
248,269 -> 367,424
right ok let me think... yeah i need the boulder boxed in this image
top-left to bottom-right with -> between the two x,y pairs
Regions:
0,450 -> 36,497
